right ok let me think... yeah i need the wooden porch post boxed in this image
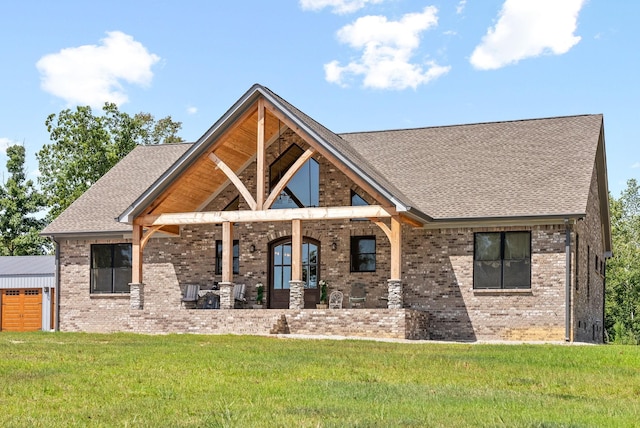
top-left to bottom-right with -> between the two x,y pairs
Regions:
130,224 -> 144,309
219,221 -> 235,309
388,216 -> 403,309
289,219 -> 305,309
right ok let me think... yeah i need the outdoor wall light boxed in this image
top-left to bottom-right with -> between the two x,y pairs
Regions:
249,244 -> 256,253
331,242 -> 337,251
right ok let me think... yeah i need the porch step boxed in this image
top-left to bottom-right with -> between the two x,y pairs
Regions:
270,314 -> 290,334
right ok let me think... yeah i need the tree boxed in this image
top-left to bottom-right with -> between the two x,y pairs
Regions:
37,103 -> 183,220
0,145 -> 49,255
606,179 -> 640,344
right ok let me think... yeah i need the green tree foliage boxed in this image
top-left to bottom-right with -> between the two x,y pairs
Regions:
0,145 -> 49,255
606,178 -> 640,344
37,103 -> 183,220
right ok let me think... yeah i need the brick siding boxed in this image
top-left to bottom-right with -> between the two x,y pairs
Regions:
55,133 -> 605,342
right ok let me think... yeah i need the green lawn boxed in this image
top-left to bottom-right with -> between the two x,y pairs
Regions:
0,333 -> 638,427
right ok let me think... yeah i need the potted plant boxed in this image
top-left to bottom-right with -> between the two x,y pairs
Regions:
317,280 -> 328,309
254,283 -> 264,309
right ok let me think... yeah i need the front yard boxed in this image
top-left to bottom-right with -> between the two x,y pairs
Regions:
0,333 -> 638,427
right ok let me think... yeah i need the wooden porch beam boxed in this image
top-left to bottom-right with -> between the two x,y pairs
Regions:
263,148 -> 316,210
136,205 -> 393,226
208,153 -> 257,211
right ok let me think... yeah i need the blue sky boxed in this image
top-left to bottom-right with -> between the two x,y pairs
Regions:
0,0 -> 638,196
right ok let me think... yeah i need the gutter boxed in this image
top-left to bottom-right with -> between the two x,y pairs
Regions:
565,218 -> 572,342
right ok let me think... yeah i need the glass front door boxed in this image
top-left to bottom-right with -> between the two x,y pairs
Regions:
269,238 -> 319,309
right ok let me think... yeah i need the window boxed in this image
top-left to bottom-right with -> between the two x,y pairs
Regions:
272,240 -> 319,290
350,236 -> 376,272
91,244 -> 132,293
215,240 -> 239,275
473,232 -> 531,289
269,144 -> 319,209
351,190 -> 369,221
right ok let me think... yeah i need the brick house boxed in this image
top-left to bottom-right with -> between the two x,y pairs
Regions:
42,84 -> 611,342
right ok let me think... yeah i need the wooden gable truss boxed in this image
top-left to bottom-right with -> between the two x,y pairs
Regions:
129,93 -> 421,307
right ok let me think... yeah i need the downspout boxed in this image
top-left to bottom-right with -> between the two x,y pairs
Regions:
565,219 -> 572,342
602,259 -> 607,343
603,250 -> 612,343
52,237 -> 61,332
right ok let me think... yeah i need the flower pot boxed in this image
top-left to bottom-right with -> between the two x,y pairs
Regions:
316,304 -> 328,309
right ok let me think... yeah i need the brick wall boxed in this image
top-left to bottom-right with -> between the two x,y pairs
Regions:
572,163 -> 606,343
403,225 -> 568,341
55,133 -> 605,342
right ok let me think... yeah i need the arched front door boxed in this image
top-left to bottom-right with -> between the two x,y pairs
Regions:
269,237 -> 320,309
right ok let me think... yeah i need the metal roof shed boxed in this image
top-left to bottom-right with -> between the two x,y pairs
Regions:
0,256 -> 56,331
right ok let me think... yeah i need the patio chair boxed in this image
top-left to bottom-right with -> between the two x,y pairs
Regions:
233,283 -> 247,308
328,291 -> 343,309
349,283 -> 366,308
181,284 -> 199,308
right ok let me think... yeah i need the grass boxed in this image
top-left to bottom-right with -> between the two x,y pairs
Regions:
0,333 -> 639,427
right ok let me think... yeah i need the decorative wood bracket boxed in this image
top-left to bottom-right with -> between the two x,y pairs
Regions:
208,152 -> 257,210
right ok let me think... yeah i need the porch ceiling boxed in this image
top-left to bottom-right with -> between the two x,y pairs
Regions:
142,102 -> 282,216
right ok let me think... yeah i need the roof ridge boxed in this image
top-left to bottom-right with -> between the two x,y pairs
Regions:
339,113 -> 603,136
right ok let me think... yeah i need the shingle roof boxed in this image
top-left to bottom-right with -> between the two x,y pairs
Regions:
0,256 -> 55,276
42,84 -> 604,236
339,114 -> 603,219
42,143 -> 192,235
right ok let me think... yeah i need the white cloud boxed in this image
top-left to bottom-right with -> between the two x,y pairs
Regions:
299,0 -> 384,14
187,106 -> 198,115
456,0 -> 467,15
324,6 -> 450,90
470,0 -> 585,70
632,162 -> 640,169
36,31 -> 160,107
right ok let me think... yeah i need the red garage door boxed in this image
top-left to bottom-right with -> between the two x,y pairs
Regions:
1,289 -> 42,332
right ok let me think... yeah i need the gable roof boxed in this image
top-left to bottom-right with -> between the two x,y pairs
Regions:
340,114 -> 604,220
43,84 -> 608,245
117,84 -> 417,225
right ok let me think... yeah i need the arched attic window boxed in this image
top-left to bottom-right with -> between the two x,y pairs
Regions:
269,144 -> 319,209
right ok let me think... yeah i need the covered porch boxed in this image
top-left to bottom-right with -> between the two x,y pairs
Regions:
120,89 -> 425,314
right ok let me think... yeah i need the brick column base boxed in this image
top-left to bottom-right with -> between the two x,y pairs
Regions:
129,283 -> 144,310
219,282 -> 234,309
289,280 -> 305,309
387,279 -> 403,309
